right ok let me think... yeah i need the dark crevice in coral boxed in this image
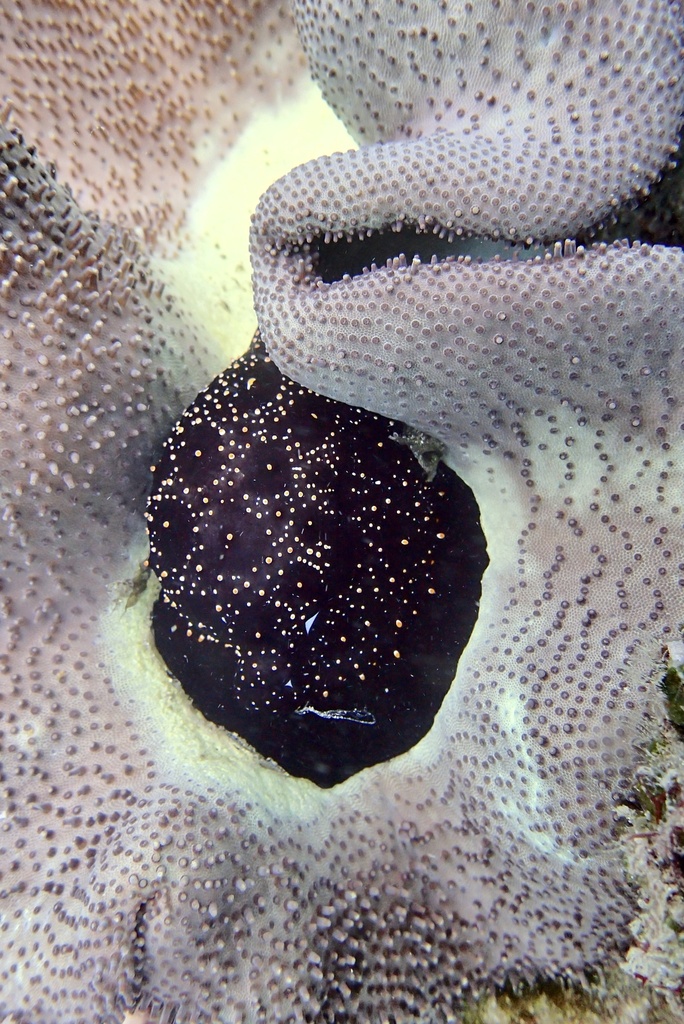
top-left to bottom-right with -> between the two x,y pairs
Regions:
130,897 -> 150,1007
295,139 -> 684,286
143,997 -> 181,1024
311,223 -> 547,283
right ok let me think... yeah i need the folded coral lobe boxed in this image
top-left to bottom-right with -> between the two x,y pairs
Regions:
290,0 -> 684,236
247,0 -> 684,1004
255,231 -> 684,841
0,124 -> 215,1021
295,0 -> 684,146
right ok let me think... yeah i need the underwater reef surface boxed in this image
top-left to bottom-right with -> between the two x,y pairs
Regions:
0,0 -> 684,1022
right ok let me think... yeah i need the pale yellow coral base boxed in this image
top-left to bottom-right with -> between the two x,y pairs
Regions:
158,78 -> 355,358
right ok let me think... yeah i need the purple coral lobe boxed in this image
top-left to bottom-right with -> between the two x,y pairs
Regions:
291,0 -> 684,232
1,0 -> 684,1018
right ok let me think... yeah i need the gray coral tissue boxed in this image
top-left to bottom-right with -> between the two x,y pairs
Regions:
1,0 -> 684,1022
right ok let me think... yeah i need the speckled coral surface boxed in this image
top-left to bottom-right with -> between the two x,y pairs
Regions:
1,0 -> 684,1022
255,234 -> 684,841
0,121 -> 232,1016
249,0 -> 684,1010
0,0 -> 305,245
279,0 -> 684,241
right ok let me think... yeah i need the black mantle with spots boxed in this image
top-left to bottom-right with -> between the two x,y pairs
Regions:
146,334 -> 486,786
